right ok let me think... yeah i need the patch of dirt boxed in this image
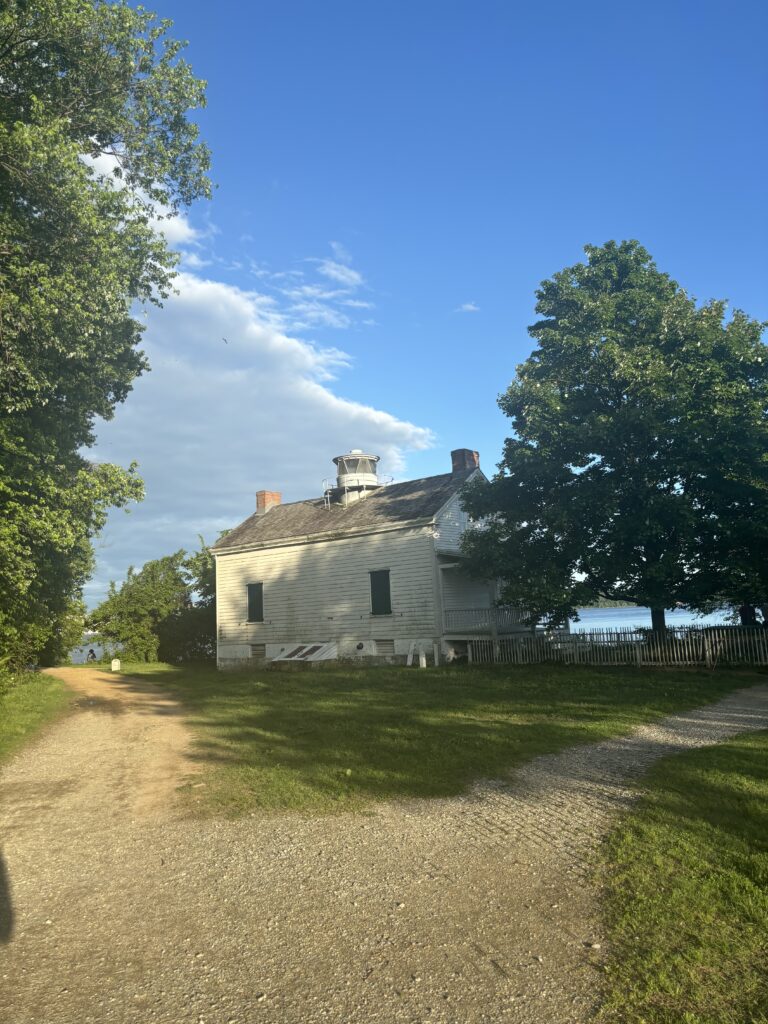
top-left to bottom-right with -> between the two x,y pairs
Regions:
0,669 -> 766,1024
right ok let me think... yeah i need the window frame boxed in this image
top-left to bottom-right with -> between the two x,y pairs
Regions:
369,568 -> 392,616
246,582 -> 264,623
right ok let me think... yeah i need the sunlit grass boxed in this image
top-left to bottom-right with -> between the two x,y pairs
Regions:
118,662 -> 763,816
601,730 -> 768,1024
0,671 -> 73,764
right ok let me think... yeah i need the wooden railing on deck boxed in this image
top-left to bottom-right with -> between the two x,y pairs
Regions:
443,606 -> 528,634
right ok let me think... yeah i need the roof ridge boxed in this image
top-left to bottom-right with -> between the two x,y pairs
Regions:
258,470 -> 458,509
214,468 -> 474,551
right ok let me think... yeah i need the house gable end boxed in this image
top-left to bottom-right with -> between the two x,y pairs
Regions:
432,467 -> 487,553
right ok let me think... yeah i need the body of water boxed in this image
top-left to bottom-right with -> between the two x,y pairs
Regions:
569,606 -> 731,632
69,643 -> 106,665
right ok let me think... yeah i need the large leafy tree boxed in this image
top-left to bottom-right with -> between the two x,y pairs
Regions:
89,551 -> 189,662
462,241 -> 768,630
90,539 -> 217,662
157,538 -> 217,662
0,1 -> 210,663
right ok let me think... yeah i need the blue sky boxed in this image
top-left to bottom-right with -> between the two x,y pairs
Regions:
89,0 -> 767,603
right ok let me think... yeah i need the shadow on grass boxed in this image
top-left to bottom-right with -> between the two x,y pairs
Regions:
119,663 -> 764,814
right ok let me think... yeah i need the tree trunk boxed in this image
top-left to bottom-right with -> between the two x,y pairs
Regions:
650,607 -> 666,634
739,603 -> 758,626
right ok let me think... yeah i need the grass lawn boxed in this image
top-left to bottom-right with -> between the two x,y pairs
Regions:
116,661 -> 764,816
601,730 -> 768,1024
0,670 -> 73,765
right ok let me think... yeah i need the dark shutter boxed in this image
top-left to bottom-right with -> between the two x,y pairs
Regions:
247,582 -> 264,622
370,570 -> 392,615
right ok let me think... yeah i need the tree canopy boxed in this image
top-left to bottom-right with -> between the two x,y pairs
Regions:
89,540 -> 216,663
462,241 -> 768,629
0,1 -> 210,663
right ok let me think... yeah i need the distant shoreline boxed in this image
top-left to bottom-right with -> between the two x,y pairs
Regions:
582,601 -> 635,609
571,605 -> 730,630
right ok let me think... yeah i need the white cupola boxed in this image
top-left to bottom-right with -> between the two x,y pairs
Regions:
331,449 -> 381,504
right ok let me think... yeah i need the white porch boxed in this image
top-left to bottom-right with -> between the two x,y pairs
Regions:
442,605 -> 529,634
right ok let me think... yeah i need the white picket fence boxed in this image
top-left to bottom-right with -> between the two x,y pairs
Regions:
467,626 -> 768,668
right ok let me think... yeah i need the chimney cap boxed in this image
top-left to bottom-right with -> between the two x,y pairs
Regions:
256,490 -> 281,515
451,448 -> 480,473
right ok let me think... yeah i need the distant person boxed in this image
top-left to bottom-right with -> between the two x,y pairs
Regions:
86,649 -> 97,663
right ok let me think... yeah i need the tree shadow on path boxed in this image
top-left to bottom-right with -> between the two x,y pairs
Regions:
0,851 -> 13,943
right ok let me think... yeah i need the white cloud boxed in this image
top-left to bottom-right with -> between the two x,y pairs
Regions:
316,259 -> 364,288
180,250 -> 211,269
285,302 -> 353,330
283,284 -> 345,301
83,151 -> 204,249
87,273 -> 433,604
245,245 -> 373,333
82,151 -> 122,179
329,240 -> 353,264
455,302 -> 480,313
154,210 -> 200,246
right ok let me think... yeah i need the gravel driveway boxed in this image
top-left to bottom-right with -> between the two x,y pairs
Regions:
1,668 -> 766,1024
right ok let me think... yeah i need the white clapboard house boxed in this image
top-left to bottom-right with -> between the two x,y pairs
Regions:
213,448 -> 528,667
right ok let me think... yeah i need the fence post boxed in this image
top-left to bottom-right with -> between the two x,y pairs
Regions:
490,612 -> 500,663
704,634 -> 712,669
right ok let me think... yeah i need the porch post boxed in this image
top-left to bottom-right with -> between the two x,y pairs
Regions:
488,581 -> 500,661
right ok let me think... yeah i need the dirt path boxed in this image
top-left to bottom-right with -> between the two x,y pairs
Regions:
17,667 -> 198,821
1,670 -> 767,1024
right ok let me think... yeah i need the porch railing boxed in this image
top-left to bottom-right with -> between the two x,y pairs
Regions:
443,606 -> 529,634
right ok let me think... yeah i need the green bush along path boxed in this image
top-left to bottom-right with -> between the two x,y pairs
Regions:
0,671 -> 72,765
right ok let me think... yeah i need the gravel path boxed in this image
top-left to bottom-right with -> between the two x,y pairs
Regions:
1,669 -> 766,1024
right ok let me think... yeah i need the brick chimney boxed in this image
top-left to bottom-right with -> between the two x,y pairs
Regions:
256,490 -> 281,515
451,448 -> 480,473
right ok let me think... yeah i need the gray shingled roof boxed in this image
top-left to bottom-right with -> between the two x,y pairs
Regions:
213,469 -> 475,551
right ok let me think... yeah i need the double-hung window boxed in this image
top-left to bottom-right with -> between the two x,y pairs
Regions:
369,569 -> 392,616
246,582 -> 264,623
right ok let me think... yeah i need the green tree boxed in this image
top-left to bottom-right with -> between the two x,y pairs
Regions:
462,241 -> 768,630
90,538 -> 218,663
90,551 -> 189,662
690,483 -> 768,625
0,1 -> 210,663
156,538 -> 217,661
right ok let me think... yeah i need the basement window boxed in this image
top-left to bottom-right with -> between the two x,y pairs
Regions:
246,582 -> 264,623
370,569 -> 392,616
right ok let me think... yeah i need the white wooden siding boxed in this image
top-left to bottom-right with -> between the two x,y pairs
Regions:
434,493 -> 469,553
216,526 -> 438,646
